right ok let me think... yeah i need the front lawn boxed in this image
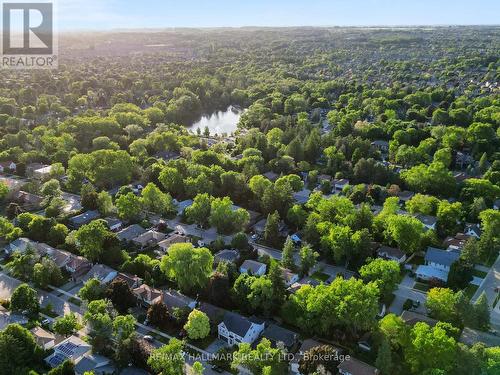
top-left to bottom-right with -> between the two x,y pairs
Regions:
472,269 -> 488,278
465,284 -> 479,299
413,282 -> 430,292
311,271 -> 330,282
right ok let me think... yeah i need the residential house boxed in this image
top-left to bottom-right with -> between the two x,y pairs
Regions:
282,268 -> 300,287
117,224 -> 147,243
443,233 -> 470,252
464,223 -> 481,238
81,264 -> 118,284
153,289 -> 197,312
494,199 -> 500,210
45,335 -> 92,368
415,214 -> 437,231
239,260 -> 267,276
397,190 -> 415,204
68,210 -> 100,229
371,140 -> 389,153
288,277 -> 321,293
293,188 -> 311,205
132,230 -> 166,249
260,323 -> 298,350
415,265 -> 449,283
252,218 -> 288,236
26,162 -> 48,177
460,327 -> 500,348
75,353 -> 116,375
401,310 -> 438,327
15,190 -> 44,210
65,255 -> 92,281
217,312 -> 265,345
0,161 -> 16,173
42,246 -> 72,269
31,327 -> 56,350
376,245 -> 407,264
424,247 -> 460,272
338,357 -> 379,375
32,165 -> 53,180
175,199 -> 194,215
158,233 -> 189,252
317,174 -> 332,184
155,150 -> 180,162
263,171 -> 279,182
290,339 -> 323,374
4,237 -> 36,255
214,249 -> 240,265
115,272 -> 143,289
133,284 -> 163,307
333,178 -> 349,192
104,217 -> 123,232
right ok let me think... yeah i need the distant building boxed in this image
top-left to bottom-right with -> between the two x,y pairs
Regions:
158,233 -> 189,252
214,249 -> 240,265
401,310 -> 438,327
117,224 -> 147,242
397,190 -> 415,204
30,327 -> 56,350
0,161 -> 16,173
376,245 -> 407,264
239,260 -> 267,276
75,353 -> 116,375
464,223 -> 481,238
338,357 -> 379,375
68,210 -> 100,229
103,217 -> 123,232
132,230 -> 166,249
415,214 -> 437,231
81,264 -> 118,284
333,178 -> 349,192
133,284 -> 163,307
115,272 -> 143,289
45,336 -> 92,368
175,199 -> 194,215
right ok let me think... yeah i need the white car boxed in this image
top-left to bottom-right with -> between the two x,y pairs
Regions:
143,335 -> 154,342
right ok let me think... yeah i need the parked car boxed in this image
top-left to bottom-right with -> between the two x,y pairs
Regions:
143,335 -> 154,342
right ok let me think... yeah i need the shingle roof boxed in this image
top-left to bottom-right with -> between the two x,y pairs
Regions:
262,323 -> 298,348
425,247 -> 460,267
222,312 -> 255,337
337,357 -> 378,375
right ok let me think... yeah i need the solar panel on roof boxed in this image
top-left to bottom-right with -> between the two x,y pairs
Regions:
48,353 -> 66,367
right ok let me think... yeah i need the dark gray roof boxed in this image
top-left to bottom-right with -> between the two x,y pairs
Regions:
401,310 -> 438,327
416,214 -> 437,226
214,249 -> 240,263
69,210 -> 100,227
262,323 -> 298,348
222,312 -> 259,337
425,247 -> 460,267
117,224 -> 147,241
377,245 -> 405,259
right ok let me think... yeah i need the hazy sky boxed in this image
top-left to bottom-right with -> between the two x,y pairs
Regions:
56,0 -> 499,30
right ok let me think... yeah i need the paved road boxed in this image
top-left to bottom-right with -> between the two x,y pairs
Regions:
472,254 -> 500,330
0,271 -> 83,318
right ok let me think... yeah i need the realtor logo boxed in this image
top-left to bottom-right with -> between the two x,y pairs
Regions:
1,1 -> 57,68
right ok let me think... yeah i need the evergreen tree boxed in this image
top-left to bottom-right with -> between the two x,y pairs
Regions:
473,292 -> 490,331
281,236 -> 295,269
376,338 -> 393,375
268,260 -> 286,308
264,211 -> 280,247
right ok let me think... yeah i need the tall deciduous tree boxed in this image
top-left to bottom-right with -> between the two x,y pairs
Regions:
161,243 -> 213,293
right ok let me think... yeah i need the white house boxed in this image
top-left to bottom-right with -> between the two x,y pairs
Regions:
464,223 -> 481,238
415,214 -> 437,231
376,245 -> 407,264
218,312 -> 265,346
282,268 -> 300,287
424,247 -> 460,272
239,260 -> 267,276
0,161 -> 16,173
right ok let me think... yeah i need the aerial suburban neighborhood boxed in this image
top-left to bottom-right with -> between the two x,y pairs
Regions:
0,1 -> 498,375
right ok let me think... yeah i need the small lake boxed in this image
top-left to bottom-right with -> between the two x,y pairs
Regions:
188,105 -> 244,136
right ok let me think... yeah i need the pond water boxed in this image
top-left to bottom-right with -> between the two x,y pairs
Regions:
188,105 -> 244,136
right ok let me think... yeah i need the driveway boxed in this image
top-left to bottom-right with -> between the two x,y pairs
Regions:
389,275 -> 427,315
